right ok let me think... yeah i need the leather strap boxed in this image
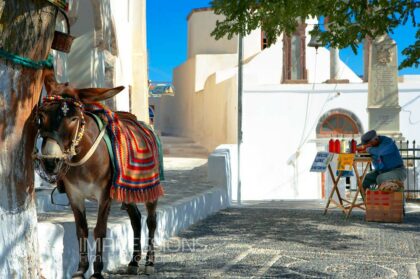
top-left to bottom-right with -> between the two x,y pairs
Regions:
66,121 -> 107,167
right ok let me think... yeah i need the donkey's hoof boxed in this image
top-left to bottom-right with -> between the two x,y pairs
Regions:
89,273 -> 104,279
71,271 -> 85,279
145,265 -> 155,275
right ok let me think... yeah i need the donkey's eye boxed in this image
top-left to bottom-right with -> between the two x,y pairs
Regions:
37,114 -> 44,126
70,117 -> 78,122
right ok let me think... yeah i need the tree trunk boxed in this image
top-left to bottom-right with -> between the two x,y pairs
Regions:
0,1 -> 56,277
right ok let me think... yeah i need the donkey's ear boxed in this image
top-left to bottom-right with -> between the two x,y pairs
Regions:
43,68 -> 58,94
77,86 -> 125,102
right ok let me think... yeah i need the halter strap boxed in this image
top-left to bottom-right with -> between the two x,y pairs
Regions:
34,95 -> 104,167
39,95 -> 86,157
66,124 -> 107,166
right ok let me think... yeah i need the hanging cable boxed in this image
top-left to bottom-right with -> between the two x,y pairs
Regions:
297,49 -> 318,149
298,54 -> 352,148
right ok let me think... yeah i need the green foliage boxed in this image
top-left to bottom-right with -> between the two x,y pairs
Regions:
399,25 -> 420,69
211,0 -> 419,69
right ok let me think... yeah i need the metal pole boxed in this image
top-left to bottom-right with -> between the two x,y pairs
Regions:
237,33 -> 243,204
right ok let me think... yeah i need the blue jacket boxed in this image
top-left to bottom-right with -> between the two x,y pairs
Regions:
367,136 -> 404,172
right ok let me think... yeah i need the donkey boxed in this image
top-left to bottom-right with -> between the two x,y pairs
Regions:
34,71 -> 163,279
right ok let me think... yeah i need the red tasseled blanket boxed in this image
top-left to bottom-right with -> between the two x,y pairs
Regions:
85,103 -> 164,203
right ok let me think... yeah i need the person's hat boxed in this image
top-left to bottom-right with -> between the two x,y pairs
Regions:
361,130 -> 377,144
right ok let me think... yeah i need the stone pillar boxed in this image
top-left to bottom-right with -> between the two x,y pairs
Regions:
367,34 -> 402,138
325,47 -> 349,84
330,47 -> 339,80
363,36 -> 371,82
324,16 -> 348,84
130,0 -> 149,122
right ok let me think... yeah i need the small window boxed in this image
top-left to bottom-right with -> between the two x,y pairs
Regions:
282,23 -> 307,83
319,113 -> 359,136
261,31 -> 268,50
290,35 -> 302,80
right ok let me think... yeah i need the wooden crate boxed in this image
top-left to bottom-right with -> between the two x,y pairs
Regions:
365,190 -> 403,223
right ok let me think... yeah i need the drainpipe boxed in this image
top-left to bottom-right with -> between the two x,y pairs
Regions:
237,33 -> 243,205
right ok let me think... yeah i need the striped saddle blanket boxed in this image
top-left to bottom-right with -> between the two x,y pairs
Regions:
85,103 -> 164,203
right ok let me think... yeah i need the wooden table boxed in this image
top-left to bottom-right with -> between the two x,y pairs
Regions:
324,155 -> 372,218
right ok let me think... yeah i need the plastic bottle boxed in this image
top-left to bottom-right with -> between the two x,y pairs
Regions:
340,135 -> 347,153
334,138 -> 341,153
328,137 -> 335,152
350,137 -> 357,153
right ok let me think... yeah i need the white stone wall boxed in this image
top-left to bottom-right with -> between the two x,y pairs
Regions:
0,202 -> 39,278
157,55 -> 238,151
188,10 -> 238,58
159,14 -> 362,152
110,0 -> 134,113
65,0 -> 148,118
239,84 -> 420,200
187,9 -> 262,60
159,9 -> 420,200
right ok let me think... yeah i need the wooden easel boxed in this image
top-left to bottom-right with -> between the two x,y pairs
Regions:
324,157 -> 372,218
345,158 -> 371,217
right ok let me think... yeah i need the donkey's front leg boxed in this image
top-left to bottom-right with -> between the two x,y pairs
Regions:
70,202 -> 89,279
145,200 -> 158,275
90,198 -> 111,279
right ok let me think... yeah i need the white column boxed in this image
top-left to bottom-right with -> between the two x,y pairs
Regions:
130,0 -> 149,122
330,47 -> 340,80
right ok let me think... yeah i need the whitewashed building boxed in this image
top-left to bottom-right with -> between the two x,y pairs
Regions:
154,8 -> 420,201
36,1 -> 150,191
54,0 -> 149,120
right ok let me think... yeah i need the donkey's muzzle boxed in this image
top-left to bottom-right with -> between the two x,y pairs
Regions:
38,137 -> 66,177
41,158 -> 61,175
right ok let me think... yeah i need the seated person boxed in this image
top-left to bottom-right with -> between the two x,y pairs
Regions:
356,130 -> 406,190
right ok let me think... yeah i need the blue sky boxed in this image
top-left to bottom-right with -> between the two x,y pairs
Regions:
147,1 -> 420,82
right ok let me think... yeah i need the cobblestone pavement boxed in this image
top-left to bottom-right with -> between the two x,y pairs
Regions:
107,201 -> 420,279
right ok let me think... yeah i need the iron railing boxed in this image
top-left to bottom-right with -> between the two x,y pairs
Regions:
397,140 -> 420,200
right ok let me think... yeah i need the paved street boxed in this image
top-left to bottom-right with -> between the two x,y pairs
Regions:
107,201 -> 420,279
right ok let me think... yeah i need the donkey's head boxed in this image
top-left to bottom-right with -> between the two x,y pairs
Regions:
35,70 -> 124,178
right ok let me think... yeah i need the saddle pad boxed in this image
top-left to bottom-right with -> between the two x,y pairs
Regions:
85,103 -> 164,203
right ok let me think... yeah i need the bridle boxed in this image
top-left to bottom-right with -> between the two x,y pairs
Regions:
33,95 -> 107,182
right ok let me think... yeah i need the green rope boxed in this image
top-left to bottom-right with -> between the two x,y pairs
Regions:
0,48 -> 53,69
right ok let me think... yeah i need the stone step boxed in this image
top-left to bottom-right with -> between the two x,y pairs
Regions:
160,136 -> 209,158
160,136 -> 195,144
163,148 -> 209,158
163,145 -> 208,153
162,142 -> 206,150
